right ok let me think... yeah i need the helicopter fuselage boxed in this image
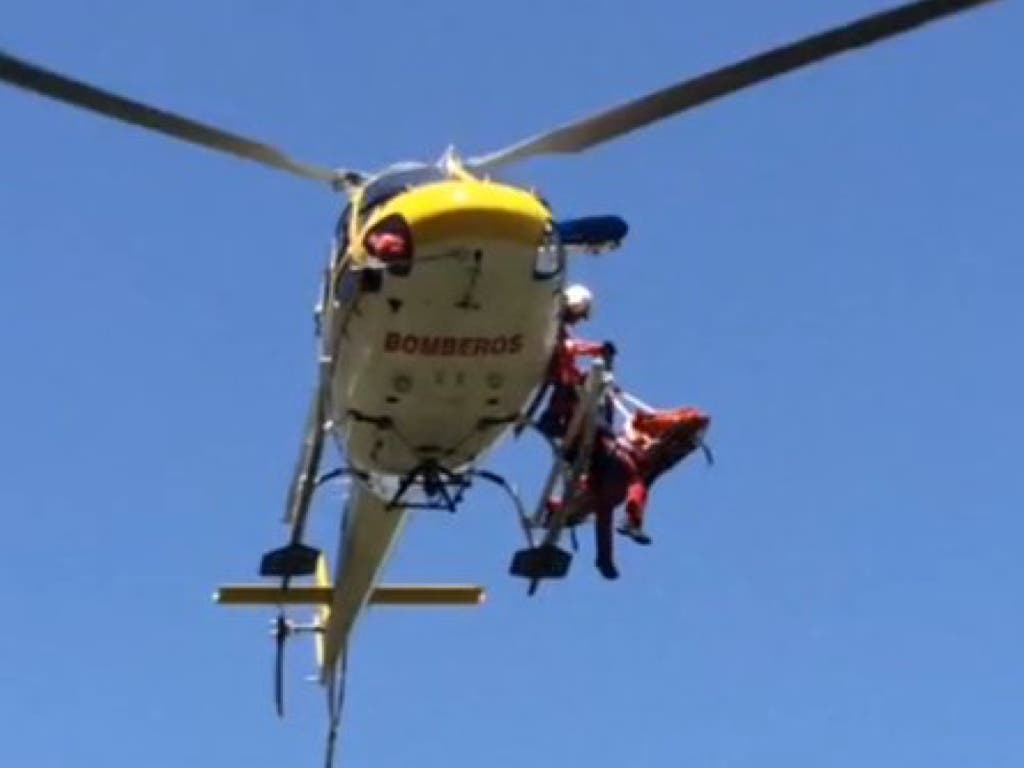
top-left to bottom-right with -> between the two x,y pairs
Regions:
321,177 -> 563,477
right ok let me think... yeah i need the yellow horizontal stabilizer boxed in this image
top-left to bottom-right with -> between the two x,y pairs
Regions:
214,585 -> 333,606
371,585 -> 485,606
214,584 -> 485,607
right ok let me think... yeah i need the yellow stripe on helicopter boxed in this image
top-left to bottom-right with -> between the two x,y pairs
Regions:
351,179 -> 550,265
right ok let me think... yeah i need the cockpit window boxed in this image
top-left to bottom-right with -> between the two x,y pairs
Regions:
334,164 -> 449,252
359,165 -> 448,222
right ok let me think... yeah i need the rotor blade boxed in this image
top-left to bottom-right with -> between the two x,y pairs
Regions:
0,49 -> 344,184
469,0 -> 997,170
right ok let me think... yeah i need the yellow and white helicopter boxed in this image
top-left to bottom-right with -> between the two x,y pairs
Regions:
0,0 -> 999,763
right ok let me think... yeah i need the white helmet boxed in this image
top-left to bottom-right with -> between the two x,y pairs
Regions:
562,284 -> 593,320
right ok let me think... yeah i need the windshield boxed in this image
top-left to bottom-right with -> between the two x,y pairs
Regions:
360,165 -> 448,220
334,164 -> 449,248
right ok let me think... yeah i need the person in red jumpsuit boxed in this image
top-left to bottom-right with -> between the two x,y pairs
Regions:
587,430 -> 640,579
522,284 -> 612,441
585,407 -> 711,579
617,407 -> 710,540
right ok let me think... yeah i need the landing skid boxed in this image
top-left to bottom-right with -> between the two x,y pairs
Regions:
509,543 -> 572,582
259,542 -> 321,579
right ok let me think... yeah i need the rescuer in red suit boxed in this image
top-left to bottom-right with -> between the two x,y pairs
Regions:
524,284 -> 711,580
530,284 -> 613,441
574,406 -> 711,580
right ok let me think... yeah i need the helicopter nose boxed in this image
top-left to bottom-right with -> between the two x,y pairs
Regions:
386,180 -> 550,249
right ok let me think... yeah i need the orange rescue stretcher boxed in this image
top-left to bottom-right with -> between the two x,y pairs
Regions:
629,406 -> 711,483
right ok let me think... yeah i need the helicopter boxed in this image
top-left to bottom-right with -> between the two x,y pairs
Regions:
0,0 -> 999,764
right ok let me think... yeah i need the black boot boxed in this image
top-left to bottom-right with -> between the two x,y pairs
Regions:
595,556 -> 619,580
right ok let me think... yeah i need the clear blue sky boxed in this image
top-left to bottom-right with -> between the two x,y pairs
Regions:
1,1 -> 1021,766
